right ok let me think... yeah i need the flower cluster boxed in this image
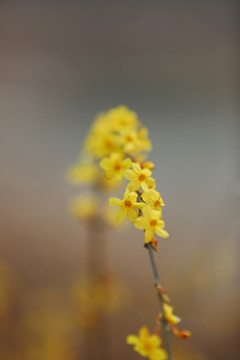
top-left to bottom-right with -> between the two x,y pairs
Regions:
68,105 -> 168,240
68,106 -> 191,359
84,106 -> 169,245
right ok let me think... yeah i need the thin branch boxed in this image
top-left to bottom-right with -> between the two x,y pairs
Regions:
147,243 -> 173,360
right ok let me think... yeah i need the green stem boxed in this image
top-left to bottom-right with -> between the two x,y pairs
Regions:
147,243 -> 173,360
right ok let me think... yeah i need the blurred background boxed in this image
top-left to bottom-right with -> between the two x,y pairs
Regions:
0,0 -> 239,359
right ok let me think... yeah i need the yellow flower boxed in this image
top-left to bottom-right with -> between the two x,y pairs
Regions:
109,188 -> 144,222
100,153 -> 132,180
125,163 -> 156,192
84,131 -> 121,158
69,194 -> 98,220
163,304 -> 181,325
142,189 -> 165,211
126,326 -> 167,360
108,105 -> 139,131
120,129 -> 141,154
134,206 -> 169,243
137,126 -> 152,152
116,126 -> 152,156
66,163 -> 100,185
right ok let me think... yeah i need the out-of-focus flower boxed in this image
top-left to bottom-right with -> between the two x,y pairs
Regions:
125,163 -> 155,192
101,176 -> 123,192
69,194 -> 98,220
109,188 -> 144,222
85,129 -> 121,158
119,127 -> 151,155
22,289 -> 77,360
108,105 -> 139,131
104,206 -> 127,228
66,163 -> 100,185
134,206 -> 169,243
100,153 -> 132,180
73,275 -> 131,330
142,189 -> 165,211
126,326 -> 167,360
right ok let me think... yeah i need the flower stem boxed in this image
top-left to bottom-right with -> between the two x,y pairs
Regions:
147,243 -> 173,360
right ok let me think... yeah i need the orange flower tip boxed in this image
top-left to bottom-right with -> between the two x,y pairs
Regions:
151,238 -> 158,251
180,330 -> 192,339
171,326 -> 192,339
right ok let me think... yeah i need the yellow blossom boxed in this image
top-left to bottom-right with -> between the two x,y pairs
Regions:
84,131 -> 121,158
66,163 -> 100,185
69,194 -> 98,220
120,128 -> 141,155
119,127 -> 151,155
137,126 -> 152,152
142,189 -> 165,211
108,105 -> 139,131
109,188 -> 144,222
163,304 -> 181,325
100,153 -> 132,180
125,163 -> 156,192
126,326 -> 167,360
134,206 -> 169,243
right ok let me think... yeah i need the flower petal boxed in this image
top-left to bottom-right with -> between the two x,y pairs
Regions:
132,162 -> 141,174
124,169 -> 137,181
126,335 -> 140,346
139,326 -> 150,341
127,208 -> 139,222
144,228 -> 155,243
122,158 -> 132,168
134,217 -> 149,230
142,205 -> 152,220
109,197 -> 122,206
116,207 -> 127,222
155,227 -> 169,238
99,157 -> 111,170
142,168 -> 152,177
127,181 -> 141,192
149,348 -> 168,360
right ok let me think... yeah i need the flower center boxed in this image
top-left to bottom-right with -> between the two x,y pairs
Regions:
124,200 -> 132,208
144,341 -> 153,351
150,219 -> 157,227
114,163 -> 121,171
154,200 -> 160,207
138,174 -> 146,181
120,119 -> 127,126
105,140 -> 114,149
126,135 -> 133,142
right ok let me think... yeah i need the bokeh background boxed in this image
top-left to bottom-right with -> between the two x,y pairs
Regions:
0,0 -> 239,359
